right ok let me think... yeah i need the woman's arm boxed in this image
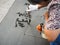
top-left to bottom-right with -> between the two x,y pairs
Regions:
43,11 -> 49,21
26,3 -> 48,12
44,25 -> 60,42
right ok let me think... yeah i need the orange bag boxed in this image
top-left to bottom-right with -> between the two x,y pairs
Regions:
36,24 -> 42,32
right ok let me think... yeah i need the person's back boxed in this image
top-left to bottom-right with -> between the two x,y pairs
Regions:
45,0 -> 60,30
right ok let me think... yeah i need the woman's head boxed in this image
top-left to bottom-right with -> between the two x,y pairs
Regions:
27,0 -> 50,5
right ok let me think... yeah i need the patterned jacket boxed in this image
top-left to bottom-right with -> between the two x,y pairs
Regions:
45,0 -> 60,30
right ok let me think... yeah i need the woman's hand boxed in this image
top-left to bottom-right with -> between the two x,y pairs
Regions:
43,11 -> 49,21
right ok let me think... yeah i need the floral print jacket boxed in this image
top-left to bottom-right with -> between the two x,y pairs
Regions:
45,0 -> 60,30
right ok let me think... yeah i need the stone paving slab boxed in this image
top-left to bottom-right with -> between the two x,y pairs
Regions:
0,0 -> 15,23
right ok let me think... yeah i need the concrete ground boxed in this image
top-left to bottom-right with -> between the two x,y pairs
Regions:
0,0 -> 50,45
0,0 -> 15,23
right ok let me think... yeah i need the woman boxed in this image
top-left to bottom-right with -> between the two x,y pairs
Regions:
27,0 -> 60,45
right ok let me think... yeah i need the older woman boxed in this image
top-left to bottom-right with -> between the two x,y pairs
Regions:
27,0 -> 60,45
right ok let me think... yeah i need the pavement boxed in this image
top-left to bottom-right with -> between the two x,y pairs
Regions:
0,0 -> 15,23
0,0 -> 50,45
